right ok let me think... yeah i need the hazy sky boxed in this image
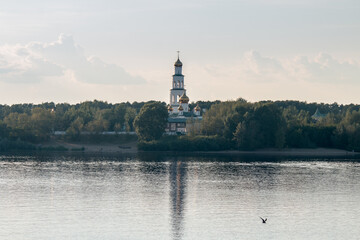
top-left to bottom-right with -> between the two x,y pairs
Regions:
0,0 -> 359,104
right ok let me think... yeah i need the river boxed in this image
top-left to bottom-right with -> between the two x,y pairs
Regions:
0,153 -> 360,239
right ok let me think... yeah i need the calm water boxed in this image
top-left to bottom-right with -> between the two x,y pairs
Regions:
1,153 -> 360,240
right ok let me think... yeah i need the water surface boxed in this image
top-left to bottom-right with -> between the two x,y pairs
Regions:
0,153 -> 360,239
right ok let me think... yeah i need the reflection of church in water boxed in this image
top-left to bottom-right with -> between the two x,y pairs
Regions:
165,53 -> 202,134
169,160 -> 187,240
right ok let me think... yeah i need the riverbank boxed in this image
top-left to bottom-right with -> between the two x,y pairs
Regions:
42,140 -> 138,154
209,148 -> 359,157
40,141 -> 359,157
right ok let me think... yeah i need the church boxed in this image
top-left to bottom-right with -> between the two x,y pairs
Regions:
165,53 -> 202,134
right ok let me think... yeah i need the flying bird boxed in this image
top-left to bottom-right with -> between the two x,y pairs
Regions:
260,217 -> 267,223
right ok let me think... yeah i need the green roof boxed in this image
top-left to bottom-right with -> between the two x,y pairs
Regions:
168,117 -> 187,123
169,112 -> 197,117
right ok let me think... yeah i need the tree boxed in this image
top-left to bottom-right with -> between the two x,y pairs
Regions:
112,104 -> 127,130
124,107 -> 136,132
30,107 -> 55,141
201,101 -> 244,136
133,102 -> 168,141
66,117 -> 84,140
0,121 -> 9,138
86,119 -> 109,133
253,103 -> 286,148
234,103 -> 286,149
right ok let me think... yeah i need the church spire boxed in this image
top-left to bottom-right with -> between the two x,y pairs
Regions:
174,51 -> 182,67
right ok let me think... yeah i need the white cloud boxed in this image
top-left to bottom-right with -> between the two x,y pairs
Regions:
217,51 -> 360,84
290,53 -> 360,83
239,51 -> 286,82
0,34 -> 146,85
187,51 -> 360,103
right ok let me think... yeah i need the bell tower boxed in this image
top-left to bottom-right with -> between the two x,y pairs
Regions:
170,51 -> 187,113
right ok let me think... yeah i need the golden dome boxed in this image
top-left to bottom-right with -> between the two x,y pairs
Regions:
179,93 -> 189,103
178,105 -> 184,111
168,105 -> 173,111
174,58 -> 182,67
195,105 -> 201,111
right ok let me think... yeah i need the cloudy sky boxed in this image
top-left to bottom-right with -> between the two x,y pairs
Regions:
0,0 -> 359,104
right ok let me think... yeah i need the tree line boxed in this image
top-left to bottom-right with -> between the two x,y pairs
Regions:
1,99 -> 360,151
137,99 -> 360,151
0,100 -> 151,144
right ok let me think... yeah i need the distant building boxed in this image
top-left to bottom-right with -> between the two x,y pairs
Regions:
165,53 -> 202,134
311,108 -> 327,122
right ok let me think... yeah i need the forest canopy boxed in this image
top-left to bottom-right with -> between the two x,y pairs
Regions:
1,99 -> 360,151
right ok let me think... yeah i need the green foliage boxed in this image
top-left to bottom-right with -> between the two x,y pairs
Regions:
124,107 -> 136,132
2,108 -> 54,143
66,117 -> 84,140
30,108 -> 55,141
0,121 -> 9,138
198,100 -> 360,151
188,100 -> 221,113
1,99 -> 360,152
333,109 -> 360,151
201,101 -> 251,136
201,101 -> 285,150
285,126 -> 335,148
133,102 -> 168,141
